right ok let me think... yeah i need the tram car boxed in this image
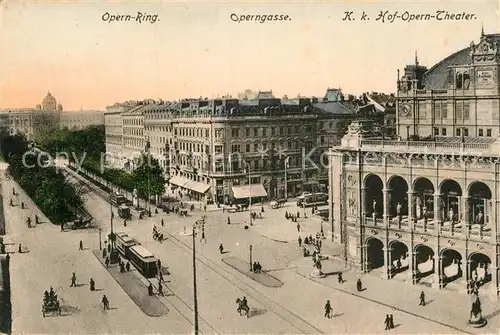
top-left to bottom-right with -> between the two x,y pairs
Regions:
128,245 -> 158,278
110,192 -> 127,206
115,232 -> 140,259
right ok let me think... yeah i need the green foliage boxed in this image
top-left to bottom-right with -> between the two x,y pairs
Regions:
1,133 -> 83,225
133,154 -> 165,199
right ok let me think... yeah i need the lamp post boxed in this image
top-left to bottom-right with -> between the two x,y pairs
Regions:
99,228 -> 102,250
249,245 -> 253,271
245,161 -> 252,225
284,156 -> 289,199
146,139 -> 152,217
109,194 -> 118,263
192,222 -> 199,335
303,201 -> 306,218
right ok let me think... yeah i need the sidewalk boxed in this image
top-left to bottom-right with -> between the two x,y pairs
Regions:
288,256 -> 499,335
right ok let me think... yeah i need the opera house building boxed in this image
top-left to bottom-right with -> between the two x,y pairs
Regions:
328,31 -> 500,298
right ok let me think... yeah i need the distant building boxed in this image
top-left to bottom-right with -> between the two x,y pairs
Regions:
0,92 -> 104,140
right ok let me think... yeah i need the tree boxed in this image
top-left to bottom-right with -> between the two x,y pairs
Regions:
133,154 -> 165,201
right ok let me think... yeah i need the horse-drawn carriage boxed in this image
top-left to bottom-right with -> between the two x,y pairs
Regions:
269,198 -> 286,209
42,288 -> 61,317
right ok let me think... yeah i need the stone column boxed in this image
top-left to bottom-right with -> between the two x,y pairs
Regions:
408,190 -> 415,231
457,196 -> 462,223
465,259 -> 471,294
361,187 -> 368,221
462,196 -> 470,226
383,188 -> 391,228
434,193 -> 441,234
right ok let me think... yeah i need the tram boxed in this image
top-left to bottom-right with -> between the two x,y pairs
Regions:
128,245 -> 158,278
115,232 -> 140,259
297,192 -> 328,207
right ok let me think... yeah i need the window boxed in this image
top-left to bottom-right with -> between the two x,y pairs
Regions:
271,127 -> 275,136
463,128 -> 469,136
262,143 -> 267,150
231,144 -> 240,152
231,128 -> 240,138
287,126 -> 292,134
463,102 -> 470,120
205,129 -> 209,137
262,128 -> 267,136
279,127 -> 284,136
246,144 -> 250,152
419,102 -> 427,119
253,128 -> 258,137
295,125 -> 300,133
435,102 -> 441,119
254,143 -> 258,151
455,102 -> 463,120
441,128 -> 447,136
442,103 -> 448,119
245,128 -> 250,137
433,127 -> 439,136
487,129 -> 492,137
479,129 -> 484,136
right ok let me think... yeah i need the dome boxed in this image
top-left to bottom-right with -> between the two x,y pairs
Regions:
42,91 -> 57,111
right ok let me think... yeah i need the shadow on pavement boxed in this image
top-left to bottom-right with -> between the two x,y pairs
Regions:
92,250 -> 169,317
222,256 -> 284,288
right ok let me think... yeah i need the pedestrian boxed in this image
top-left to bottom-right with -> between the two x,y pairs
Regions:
219,243 -> 224,254
148,283 -> 154,296
158,283 -> 164,296
18,243 -> 22,253
35,214 -> 39,224
204,205 -> 207,212
261,205 -> 264,213
338,272 -> 343,284
298,236 -> 302,247
159,271 -> 164,283
384,314 -> 391,330
102,248 -> 107,258
357,278 -> 362,292
21,202 -> 24,209
107,243 -> 111,253
389,314 -> 394,329
227,217 -> 231,225
79,240 -> 83,250
105,257 -> 109,267
70,272 -> 77,287
324,300 -> 332,318
161,218 -> 164,226
200,227 -> 207,243
123,219 -> 127,227
60,222 -> 64,232
419,291 -> 425,306
296,223 -> 300,232
126,261 -> 130,272
296,211 -> 300,218
90,278 -> 95,291
157,259 -> 162,270
102,294 -> 109,310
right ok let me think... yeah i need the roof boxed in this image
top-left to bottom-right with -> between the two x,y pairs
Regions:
423,33 -> 500,89
130,245 -> 155,259
232,184 -> 268,199
313,102 -> 356,115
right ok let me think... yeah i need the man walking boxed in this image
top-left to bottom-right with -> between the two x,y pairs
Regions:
298,236 -> 302,247
70,272 -> 77,287
338,272 -> 343,284
200,226 -> 207,244
102,295 -> 110,310
79,240 -> 83,250
419,291 -> 426,306
296,222 -> 300,232
324,300 -> 332,318
384,314 -> 391,330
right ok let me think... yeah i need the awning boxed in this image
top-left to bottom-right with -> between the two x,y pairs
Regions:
232,184 -> 268,199
184,180 -> 211,194
169,175 -> 189,187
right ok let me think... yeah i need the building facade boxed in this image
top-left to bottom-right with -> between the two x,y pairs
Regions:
60,110 -> 104,130
328,32 -> 500,298
105,89 -> 363,202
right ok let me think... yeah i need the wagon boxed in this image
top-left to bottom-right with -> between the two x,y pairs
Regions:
42,300 -> 61,317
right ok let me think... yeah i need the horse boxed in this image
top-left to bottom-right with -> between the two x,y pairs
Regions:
235,298 -> 250,318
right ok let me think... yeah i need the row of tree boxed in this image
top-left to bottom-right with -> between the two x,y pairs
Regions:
39,126 -> 165,201
0,132 -> 83,225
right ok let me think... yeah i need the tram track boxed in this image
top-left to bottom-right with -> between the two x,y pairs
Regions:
159,227 -> 324,335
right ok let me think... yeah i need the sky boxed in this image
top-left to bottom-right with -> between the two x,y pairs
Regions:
0,0 -> 499,110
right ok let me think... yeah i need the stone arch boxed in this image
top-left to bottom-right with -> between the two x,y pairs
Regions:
388,175 -> 409,217
440,248 -> 463,285
389,240 -> 409,276
413,177 -> 435,221
365,237 -> 384,271
440,179 -> 463,224
467,181 -> 492,226
468,252 -> 492,286
364,174 -> 384,217
414,244 -> 435,281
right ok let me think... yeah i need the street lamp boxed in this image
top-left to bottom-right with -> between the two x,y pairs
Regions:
244,161 -> 252,225
146,139 -> 152,217
249,245 -> 253,271
284,156 -> 289,199
109,194 -> 118,263
192,221 -> 200,335
99,228 -> 102,250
